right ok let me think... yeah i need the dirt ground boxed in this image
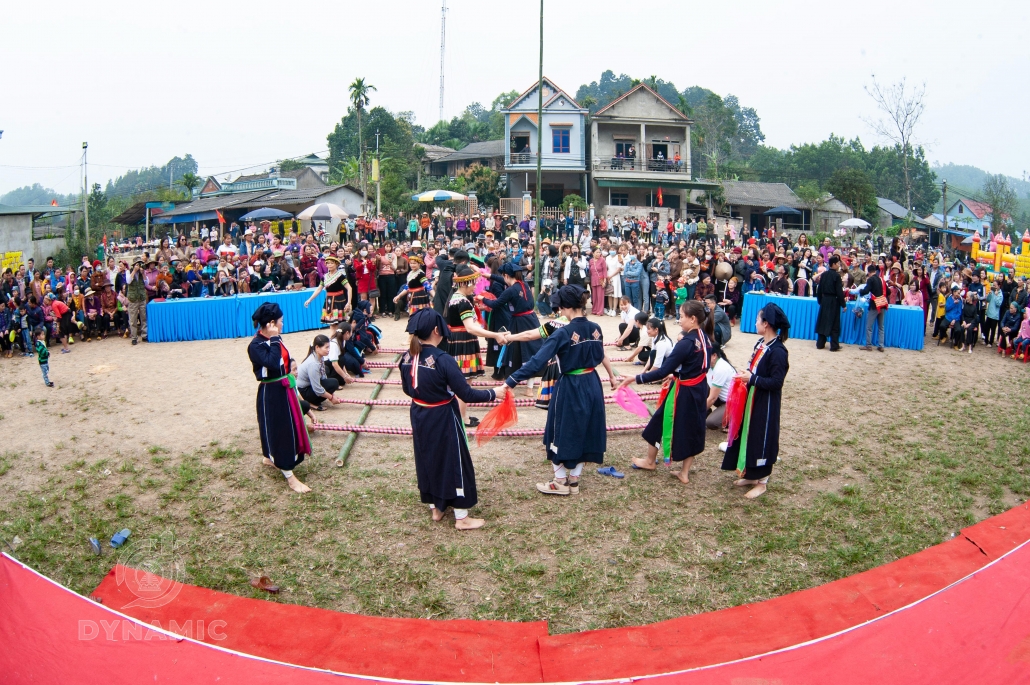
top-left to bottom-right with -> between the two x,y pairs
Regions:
1,309 -> 1028,633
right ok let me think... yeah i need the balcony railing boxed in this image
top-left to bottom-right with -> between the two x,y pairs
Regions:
593,158 -> 689,174
508,151 -> 536,165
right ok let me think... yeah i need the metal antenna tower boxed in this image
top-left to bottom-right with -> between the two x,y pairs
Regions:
439,0 -> 447,122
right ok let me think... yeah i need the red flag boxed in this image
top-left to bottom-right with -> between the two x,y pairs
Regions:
657,187 -> 663,207
216,209 -> 226,225
50,199 -> 58,206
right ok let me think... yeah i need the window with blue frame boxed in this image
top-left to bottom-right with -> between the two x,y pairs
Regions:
552,128 -> 570,154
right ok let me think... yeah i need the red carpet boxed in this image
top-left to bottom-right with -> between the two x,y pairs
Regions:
90,567 -> 546,683
1,501 -> 1028,684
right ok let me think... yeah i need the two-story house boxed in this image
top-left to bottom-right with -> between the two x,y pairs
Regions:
590,84 -> 717,222
502,78 -> 588,209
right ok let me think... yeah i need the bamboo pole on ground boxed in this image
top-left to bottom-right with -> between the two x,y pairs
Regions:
335,353 -> 401,467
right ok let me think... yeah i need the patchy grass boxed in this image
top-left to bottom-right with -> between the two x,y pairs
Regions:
2,368 -> 1029,636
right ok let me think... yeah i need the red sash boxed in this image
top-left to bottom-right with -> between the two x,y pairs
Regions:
657,374 -> 706,408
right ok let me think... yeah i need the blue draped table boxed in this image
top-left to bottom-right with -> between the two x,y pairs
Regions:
146,290 -> 327,343
739,292 -> 925,350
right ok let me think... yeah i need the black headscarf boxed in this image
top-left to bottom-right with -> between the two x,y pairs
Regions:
499,261 -> 524,277
252,302 -> 283,328
405,308 -> 450,341
557,284 -> 586,309
760,302 -> 790,338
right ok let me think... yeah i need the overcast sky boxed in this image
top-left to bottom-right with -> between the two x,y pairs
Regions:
1,0 -> 1027,199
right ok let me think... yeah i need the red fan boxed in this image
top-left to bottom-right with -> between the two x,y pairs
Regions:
723,377 -> 748,447
475,391 -> 518,446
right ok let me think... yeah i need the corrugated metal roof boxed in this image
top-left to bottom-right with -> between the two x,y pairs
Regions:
158,190 -> 275,217
721,181 -> 802,208
436,140 -> 505,162
231,185 -> 358,210
877,197 -> 910,218
0,203 -> 77,216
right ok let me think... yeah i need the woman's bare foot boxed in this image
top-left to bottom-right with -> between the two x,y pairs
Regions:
631,457 -> 656,470
286,475 -> 311,493
431,508 -> 446,522
671,470 -> 690,484
744,483 -> 767,499
734,478 -> 759,487
455,517 -> 485,530
262,457 -> 276,468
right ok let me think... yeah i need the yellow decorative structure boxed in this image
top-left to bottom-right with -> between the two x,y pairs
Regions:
970,233 -> 1030,282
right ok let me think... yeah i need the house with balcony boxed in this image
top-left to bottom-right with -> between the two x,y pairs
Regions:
502,78 -> 588,208
590,84 -> 717,222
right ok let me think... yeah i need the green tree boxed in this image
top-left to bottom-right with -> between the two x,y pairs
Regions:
348,77 -> 377,205
980,174 -> 1018,233
826,168 -> 877,221
277,158 -> 306,172
563,193 -> 588,212
866,144 -> 939,215
178,172 -> 200,198
456,163 -> 500,208
863,78 -> 926,217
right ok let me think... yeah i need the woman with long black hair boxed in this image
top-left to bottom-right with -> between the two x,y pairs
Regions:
721,302 -> 790,499
296,333 -> 343,410
248,302 -> 312,494
618,300 -> 713,484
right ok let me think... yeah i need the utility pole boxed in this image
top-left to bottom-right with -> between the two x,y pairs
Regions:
940,179 -> 947,251
439,0 -> 447,123
375,130 -> 382,218
82,142 -> 90,247
533,0 -> 543,297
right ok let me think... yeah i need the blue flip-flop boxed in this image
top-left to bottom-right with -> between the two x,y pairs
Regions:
598,466 -> 625,478
110,529 -> 131,549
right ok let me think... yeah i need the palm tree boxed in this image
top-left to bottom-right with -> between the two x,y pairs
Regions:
178,172 -> 200,198
348,77 -> 377,210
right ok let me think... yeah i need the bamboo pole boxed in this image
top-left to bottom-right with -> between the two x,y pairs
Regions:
335,353 -> 401,467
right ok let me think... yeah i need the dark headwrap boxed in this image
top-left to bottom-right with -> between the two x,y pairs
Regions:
405,308 -> 450,341
356,299 -> 372,313
759,303 -> 790,335
252,302 -> 283,328
557,284 -> 586,309
499,261 -> 524,277
548,290 -> 561,311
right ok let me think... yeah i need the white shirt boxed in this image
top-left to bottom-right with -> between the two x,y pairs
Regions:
620,305 -> 640,326
217,243 -> 238,257
651,335 -> 674,369
327,339 -> 341,363
707,357 -> 735,402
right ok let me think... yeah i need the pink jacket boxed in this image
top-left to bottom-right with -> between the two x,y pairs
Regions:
589,258 -> 607,287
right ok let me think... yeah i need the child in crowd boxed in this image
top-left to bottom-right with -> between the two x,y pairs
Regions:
202,259 -> 219,296
35,328 -> 53,387
217,256 -> 234,296
654,278 -> 669,320
1012,308 -> 1030,361
674,277 -> 688,321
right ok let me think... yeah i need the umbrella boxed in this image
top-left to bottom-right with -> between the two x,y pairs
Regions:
762,205 -> 802,216
839,218 -> 871,229
297,203 -> 348,221
239,207 -> 293,221
411,190 -> 468,202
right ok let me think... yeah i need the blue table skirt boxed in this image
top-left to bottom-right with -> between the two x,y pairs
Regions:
146,290 -> 327,342
739,292 -> 925,350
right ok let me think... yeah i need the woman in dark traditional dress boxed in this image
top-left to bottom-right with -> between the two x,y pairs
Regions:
482,257 -> 508,377
401,309 -> 505,530
479,262 -> 542,393
618,300 -> 713,485
721,302 -> 790,499
304,255 -> 352,325
248,302 -> 312,494
504,285 -> 616,496
445,265 -> 504,427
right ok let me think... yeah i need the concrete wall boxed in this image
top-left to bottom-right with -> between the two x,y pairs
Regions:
0,214 -> 67,270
